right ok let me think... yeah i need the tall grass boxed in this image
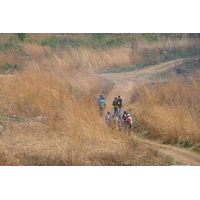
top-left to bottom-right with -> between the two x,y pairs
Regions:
0,33 -> 199,165
24,37 -> 200,71
1,34 -> 199,74
0,61 -> 148,165
0,51 -> 173,165
0,60 -> 129,165
26,37 -> 200,69
130,37 -> 200,65
130,71 -> 200,148
23,44 -> 131,70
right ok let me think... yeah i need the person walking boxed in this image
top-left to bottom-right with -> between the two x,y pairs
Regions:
97,94 -> 104,105
126,114 -> 133,135
122,111 -> 128,129
118,114 -> 125,132
105,112 -> 113,126
99,97 -> 106,116
112,97 -> 119,117
117,96 -> 122,115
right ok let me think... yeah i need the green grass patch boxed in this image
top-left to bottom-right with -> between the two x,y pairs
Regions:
90,33 -> 132,49
142,33 -> 158,41
0,36 -> 23,52
41,34 -> 133,49
41,36 -> 83,48
0,63 -> 21,74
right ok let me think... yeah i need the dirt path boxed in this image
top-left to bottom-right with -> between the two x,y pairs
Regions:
99,56 -> 197,110
98,56 -> 200,166
133,135 -> 200,165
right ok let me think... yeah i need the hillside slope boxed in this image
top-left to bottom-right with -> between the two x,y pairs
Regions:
98,56 -> 200,166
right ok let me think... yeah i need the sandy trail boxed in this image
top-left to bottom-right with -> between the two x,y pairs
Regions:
99,57 -> 195,110
98,56 -> 200,166
133,135 -> 200,166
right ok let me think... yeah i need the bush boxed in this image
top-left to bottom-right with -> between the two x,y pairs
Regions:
0,36 -> 23,52
41,36 -> 82,48
17,33 -> 26,41
92,33 -> 105,41
142,33 -> 158,41
0,63 -> 20,73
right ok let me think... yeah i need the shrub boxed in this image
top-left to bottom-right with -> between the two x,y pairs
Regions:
0,36 -> 23,52
0,63 -> 20,73
92,33 -> 105,41
41,36 -> 82,48
142,33 -> 158,41
17,33 -> 26,41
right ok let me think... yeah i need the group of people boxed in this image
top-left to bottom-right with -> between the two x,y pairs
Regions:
106,111 -> 133,133
97,94 -> 134,134
97,95 -> 122,116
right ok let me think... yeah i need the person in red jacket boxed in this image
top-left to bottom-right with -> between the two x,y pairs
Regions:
126,114 -> 133,135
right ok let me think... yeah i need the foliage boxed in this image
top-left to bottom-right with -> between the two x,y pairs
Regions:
40,34 -> 132,49
142,33 -> 158,41
17,33 -> 26,41
0,36 -> 23,52
41,36 -> 82,48
92,33 -> 105,41
90,33 -> 131,49
0,63 -> 20,73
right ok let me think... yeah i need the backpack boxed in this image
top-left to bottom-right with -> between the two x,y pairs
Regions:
127,116 -> 133,125
98,97 -> 103,102
112,99 -> 118,107
122,113 -> 127,120
117,98 -> 122,106
99,99 -> 106,108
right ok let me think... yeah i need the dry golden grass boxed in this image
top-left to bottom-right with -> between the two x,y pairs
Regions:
0,33 -> 199,73
0,60 -> 131,165
0,51 -> 174,166
22,37 -> 198,71
130,37 -> 200,65
130,71 -> 200,146
22,45 -> 131,71
0,76 -> 171,166
0,57 -> 98,118
1,34 -> 198,165
0,52 -> 20,65
23,44 -> 53,62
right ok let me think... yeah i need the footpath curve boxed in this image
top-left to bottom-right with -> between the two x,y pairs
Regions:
98,56 -> 200,166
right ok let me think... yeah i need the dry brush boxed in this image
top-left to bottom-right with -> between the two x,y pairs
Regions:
130,71 -> 200,149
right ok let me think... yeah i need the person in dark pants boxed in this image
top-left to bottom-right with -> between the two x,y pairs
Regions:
118,114 -> 125,132
112,97 -> 119,116
117,96 -> 122,115
122,111 -> 128,129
